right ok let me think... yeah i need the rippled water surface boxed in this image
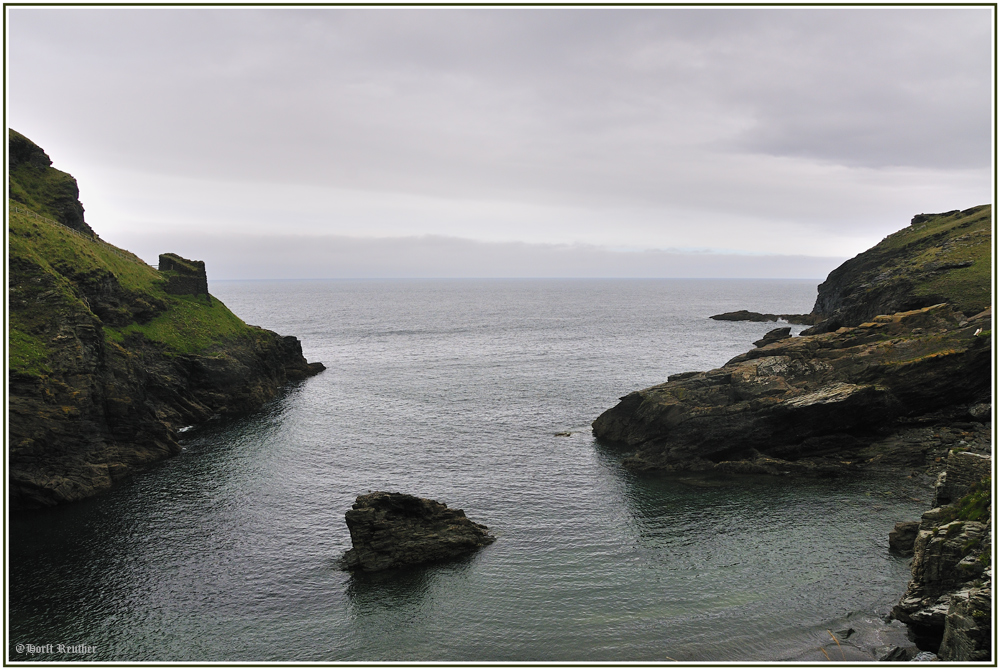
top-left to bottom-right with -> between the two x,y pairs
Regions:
10,280 -> 927,661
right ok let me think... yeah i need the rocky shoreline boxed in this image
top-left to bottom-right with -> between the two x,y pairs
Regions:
592,206 -> 993,661
594,303 -> 990,478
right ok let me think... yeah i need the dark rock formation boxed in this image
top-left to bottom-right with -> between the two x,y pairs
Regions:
889,521 -> 921,557
890,455 -> 992,660
159,253 -> 211,304
342,492 -> 495,572
753,327 -> 791,348
8,132 -> 325,509
709,310 -> 821,324
593,304 -> 990,475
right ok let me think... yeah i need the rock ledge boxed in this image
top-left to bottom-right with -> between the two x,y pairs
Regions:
342,492 -> 495,572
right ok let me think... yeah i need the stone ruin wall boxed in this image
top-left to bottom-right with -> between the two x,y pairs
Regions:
158,253 -> 212,305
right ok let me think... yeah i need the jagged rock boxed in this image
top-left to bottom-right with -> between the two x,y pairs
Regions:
593,304 -> 990,473
891,455 -> 992,660
753,327 -> 792,348
890,521 -> 921,556
342,492 -> 495,572
938,578 -> 992,661
8,129 -> 93,235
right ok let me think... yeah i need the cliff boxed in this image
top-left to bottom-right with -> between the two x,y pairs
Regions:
594,207 -> 992,475
708,206 -> 991,331
889,452 -> 992,660
8,131 -> 324,509
804,205 -> 991,334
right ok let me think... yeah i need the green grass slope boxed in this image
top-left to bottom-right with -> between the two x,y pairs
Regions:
810,205 -> 992,328
878,205 -> 992,316
9,203 -> 261,377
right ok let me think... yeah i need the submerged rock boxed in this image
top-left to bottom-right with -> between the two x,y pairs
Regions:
342,492 -> 495,572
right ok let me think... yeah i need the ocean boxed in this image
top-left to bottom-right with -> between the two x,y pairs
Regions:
9,279 -> 927,662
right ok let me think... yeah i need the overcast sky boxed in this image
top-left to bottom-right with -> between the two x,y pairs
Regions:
6,6 -> 994,279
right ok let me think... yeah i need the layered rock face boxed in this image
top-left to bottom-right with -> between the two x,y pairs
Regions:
593,304 -> 991,474
9,318 -> 324,509
8,133 -> 325,509
342,492 -> 495,572
890,452 -> 992,661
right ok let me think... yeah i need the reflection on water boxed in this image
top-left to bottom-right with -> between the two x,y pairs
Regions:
610,467 -> 929,661
9,280 -> 927,662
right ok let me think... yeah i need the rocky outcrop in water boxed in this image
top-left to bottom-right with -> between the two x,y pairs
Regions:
709,310 -> 820,325
342,492 -> 495,572
593,304 -> 991,475
889,451 -> 992,661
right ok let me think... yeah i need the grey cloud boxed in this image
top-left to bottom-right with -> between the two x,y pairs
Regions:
6,6 -> 992,271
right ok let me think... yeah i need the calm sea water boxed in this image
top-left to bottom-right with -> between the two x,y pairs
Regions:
9,279 -> 927,662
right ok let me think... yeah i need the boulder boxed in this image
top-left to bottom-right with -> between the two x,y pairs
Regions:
342,492 -> 495,572
890,521 -> 920,556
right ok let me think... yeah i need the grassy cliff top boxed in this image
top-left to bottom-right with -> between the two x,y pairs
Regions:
813,204 -> 992,322
879,205 -> 992,316
9,203 -> 262,377
8,129 -> 94,235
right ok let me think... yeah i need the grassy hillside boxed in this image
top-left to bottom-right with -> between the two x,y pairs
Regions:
9,203 -> 261,377
811,204 -> 992,328
877,205 -> 992,316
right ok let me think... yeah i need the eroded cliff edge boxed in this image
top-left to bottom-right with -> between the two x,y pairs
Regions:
8,131 -> 324,509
